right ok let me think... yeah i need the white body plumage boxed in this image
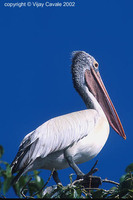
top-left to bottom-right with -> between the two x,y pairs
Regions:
19,107 -> 109,173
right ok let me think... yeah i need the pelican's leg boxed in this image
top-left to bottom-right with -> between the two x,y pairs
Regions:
64,150 -> 85,179
53,170 -> 62,185
64,150 -> 101,188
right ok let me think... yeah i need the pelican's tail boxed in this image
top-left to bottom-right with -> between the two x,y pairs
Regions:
11,168 -> 25,185
10,137 -> 39,184
10,144 -> 31,184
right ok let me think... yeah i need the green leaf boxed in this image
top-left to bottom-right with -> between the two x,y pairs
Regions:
3,177 -> 12,194
33,170 -> 40,176
119,178 -> 133,192
119,173 -> 131,183
13,182 -> 21,197
125,163 -> 133,173
73,188 -> 79,198
0,167 -> 3,176
92,189 -> 107,199
0,181 -> 2,192
28,182 -> 39,196
13,174 -> 30,197
0,146 -> 4,159
76,188 -> 82,197
33,171 -> 44,190
120,174 -> 127,183
69,173 -> 74,184
5,165 -> 12,178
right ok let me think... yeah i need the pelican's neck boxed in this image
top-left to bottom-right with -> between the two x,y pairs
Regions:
81,86 -> 105,117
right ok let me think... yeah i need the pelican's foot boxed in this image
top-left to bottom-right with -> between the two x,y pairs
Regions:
74,160 -> 101,188
76,174 -> 84,180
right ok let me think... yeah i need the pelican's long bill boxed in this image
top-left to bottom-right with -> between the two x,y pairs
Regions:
85,67 -> 126,140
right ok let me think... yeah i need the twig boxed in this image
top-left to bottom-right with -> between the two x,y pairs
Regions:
89,176 -> 92,194
20,177 -> 32,198
102,178 -> 119,186
86,160 -> 99,176
83,187 -> 104,190
0,194 -> 6,199
86,160 -> 99,193
72,178 -> 84,185
32,168 -> 55,197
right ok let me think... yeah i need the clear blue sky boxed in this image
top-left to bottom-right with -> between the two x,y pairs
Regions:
0,0 -> 133,197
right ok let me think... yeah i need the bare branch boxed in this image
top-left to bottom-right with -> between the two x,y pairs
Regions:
86,160 -> 99,176
32,168 -> 55,197
0,194 -> 6,199
102,178 -> 119,186
20,177 -> 32,198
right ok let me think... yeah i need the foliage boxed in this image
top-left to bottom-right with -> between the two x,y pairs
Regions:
0,145 -> 133,198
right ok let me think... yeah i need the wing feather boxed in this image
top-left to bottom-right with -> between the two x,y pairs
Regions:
29,109 -> 97,159
11,109 -> 98,172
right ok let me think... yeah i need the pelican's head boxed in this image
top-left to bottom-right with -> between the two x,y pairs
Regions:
71,51 -> 126,140
71,51 -> 99,93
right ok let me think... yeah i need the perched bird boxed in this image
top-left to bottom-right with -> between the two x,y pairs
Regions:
11,51 -> 126,184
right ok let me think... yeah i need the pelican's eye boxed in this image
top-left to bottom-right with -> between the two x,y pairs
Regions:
93,61 -> 99,69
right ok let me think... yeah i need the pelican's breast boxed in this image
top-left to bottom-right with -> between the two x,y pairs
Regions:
69,111 -> 110,164
40,110 -> 110,170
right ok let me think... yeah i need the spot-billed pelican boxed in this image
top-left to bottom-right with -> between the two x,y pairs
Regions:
11,51 -> 126,184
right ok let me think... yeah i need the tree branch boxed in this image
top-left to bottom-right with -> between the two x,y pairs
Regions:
32,168 -> 55,197
102,178 -> 119,186
20,177 -> 32,198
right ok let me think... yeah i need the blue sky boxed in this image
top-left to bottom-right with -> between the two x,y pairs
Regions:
0,0 -> 133,197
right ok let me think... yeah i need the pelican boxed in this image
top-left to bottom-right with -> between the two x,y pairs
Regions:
11,51 -> 126,184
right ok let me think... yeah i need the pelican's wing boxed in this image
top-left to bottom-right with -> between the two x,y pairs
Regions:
11,109 -> 98,173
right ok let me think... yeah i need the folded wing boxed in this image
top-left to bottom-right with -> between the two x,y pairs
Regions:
11,109 -> 97,176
